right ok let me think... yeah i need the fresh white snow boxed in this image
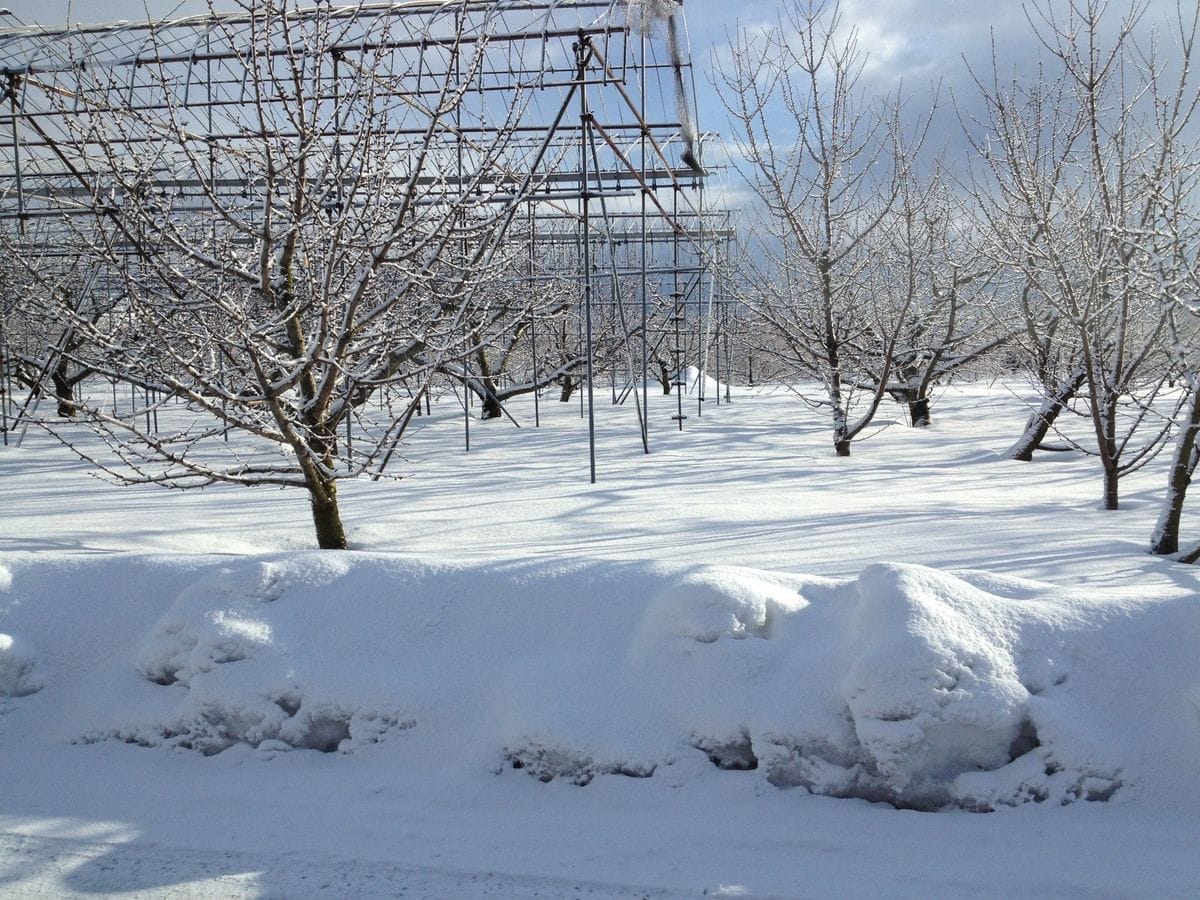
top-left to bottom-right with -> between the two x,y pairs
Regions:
1,382 -> 1198,898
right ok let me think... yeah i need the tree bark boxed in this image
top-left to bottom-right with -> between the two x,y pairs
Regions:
1150,379 -> 1200,556
471,344 -> 505,420
479,391 -> 503,419
309,476 -> 347,550
1178,541 -> 1200,565
51,360 -> 78,418
1008,367 -> 1086,461
1101,464 -> 1119,511
908,395 -> 931,427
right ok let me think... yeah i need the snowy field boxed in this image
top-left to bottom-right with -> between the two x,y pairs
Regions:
2,380 -> 1199,898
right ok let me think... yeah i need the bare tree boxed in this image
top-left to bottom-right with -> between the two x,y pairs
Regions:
1145,4 -> 1200,556
1150,306 -> 1200,559
9,1 -> 554,548
970,0 -> 1192,508
439,258 -> 614,421
0,247 -> 109,419
715,0 -> 930,455
875,165 -> 1008,428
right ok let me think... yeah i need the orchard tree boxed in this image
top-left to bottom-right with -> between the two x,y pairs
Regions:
0,244 -> 110,420
971,0 -> 1192,509
1145,6 -> 1200,557
9,1 -> 550,548
715,0 -> 931,455
874,166 -> 1008,428
438,253 -> 624,421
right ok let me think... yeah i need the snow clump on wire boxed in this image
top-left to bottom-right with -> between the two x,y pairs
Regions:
626,0 -> 679,36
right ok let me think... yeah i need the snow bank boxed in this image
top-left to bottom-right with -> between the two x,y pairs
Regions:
840,564 -> 1033,806
105,560 -> 411,756
4,555 -> 1196,813
0,632 -> 41,698
634,562 -> 1174,810
0,564 -> 41,698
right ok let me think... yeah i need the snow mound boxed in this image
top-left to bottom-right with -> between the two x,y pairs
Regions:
649,567 -> 806,642
836,563 -> 1033,808
0,632 -> 42,698
631,562 -> 1131,810
97,562 -> 411,756
41,555 -> 1189,812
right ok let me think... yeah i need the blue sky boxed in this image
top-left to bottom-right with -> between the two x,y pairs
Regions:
1,0 -> 1180,195
0,1 -> 1050,142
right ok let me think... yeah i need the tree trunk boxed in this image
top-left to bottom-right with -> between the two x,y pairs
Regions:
1008,367 -> 1086,461
558,376 -> 575,403
301,413 -> 347,549
1098,394 -> 1120,511
657,359 -> 672,395
908,395 -> 931,427
480,393 -> 503,419
1178,541 -> 1200,565
475,377 -> 503,419
472,346 -> 504,420
52,360 -> 78,418
1150,378 -> 1200,556
309,476 -> 347,550
1101,462 -> 1119,511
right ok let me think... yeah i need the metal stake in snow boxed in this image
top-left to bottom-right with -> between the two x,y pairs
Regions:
626,0 -> 706,176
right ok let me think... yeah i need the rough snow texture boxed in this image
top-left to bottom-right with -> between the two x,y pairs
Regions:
10,556 -> 1173,813
0,632 -> 41,698
3,382 -> 1200,897
98,563 -> 411,756
631,562 -> 1130,811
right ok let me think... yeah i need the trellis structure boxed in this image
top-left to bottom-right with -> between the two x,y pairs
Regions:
0,0 -> 729,481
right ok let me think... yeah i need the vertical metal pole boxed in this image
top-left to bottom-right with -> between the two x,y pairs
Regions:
672,185 -> 685,430
578,38 -> 597,484
205,34 -> 229,442
714,263 -> 722,408
456,13 -> 470,454
8,75 -> 27,238
334,47 -> 350,462
639,31 -> 650,453
695,138 -> 707,419
723,238 -> 732,403
0,260 -> 12,445
0,288 -> 9,446
528,201 -> 540,428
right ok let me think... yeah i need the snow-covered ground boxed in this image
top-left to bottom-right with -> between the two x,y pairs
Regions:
2,381 -> 1199,898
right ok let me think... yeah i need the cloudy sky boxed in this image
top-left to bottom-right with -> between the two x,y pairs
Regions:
0,0 -> 1181,186
0,0 -> 1125,89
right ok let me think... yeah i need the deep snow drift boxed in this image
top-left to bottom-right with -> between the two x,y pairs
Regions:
2,382 -> 1199,897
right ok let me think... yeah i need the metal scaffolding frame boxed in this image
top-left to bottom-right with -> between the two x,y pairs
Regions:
0,0 -> 731,476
